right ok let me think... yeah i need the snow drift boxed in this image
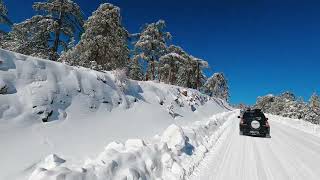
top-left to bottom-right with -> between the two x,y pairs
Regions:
0,48 -> 231,180
28,111 -> 235,180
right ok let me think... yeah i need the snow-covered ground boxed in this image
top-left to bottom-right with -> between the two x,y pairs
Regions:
0,49 -> 231,180
189,113 -> 320,180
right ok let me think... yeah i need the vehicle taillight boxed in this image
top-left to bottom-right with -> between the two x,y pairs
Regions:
265,121 -> 270,127
240,119 -> 244,125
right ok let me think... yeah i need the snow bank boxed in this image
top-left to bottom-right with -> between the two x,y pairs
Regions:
0,48 -> 231,180
28,111 -> 235,180
269,114 -> 320,137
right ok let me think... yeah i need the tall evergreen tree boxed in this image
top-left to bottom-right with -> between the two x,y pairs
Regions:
2,16 -> 54,59
33,0 -> 84,60
134,20 -> 171,81
0,0 -> 11,47
128,55 -> 144,81
204,73 -> 229,101
0,0 -> 11,26
159,52 -> 185,84
310,92 -> 320,112
60,3 -> 129,71
163,45 -> 208,89
176,55 -> 208,89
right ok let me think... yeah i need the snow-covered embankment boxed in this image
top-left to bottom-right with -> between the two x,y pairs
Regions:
0,48 -> 232,179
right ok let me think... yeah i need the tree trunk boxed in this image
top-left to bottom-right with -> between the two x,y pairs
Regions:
196,62 -> 200,90
145,62 -> 150,81
187,69 -> 191,88
168,67 -> 172,85
158,61 -> 161,82
52,5 -> 63,61
151,60 -> 155,80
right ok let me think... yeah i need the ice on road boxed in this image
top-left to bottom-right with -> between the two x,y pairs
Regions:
189,114 -> 320,180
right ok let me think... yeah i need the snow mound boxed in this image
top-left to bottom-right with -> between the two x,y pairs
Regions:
161,124 -> 186,154
269,114 -> 320,137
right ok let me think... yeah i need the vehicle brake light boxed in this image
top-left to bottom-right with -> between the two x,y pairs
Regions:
265,121 -> 270,127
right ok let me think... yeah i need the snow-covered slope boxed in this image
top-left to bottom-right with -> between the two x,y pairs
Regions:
0,49 -> 231,180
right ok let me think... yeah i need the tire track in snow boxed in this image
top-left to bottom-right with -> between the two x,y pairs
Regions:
187,112 -> 236,180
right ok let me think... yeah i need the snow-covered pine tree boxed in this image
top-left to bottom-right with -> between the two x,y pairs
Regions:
163,45 -> 208,89
33,0 -> 84,60
128,55 -> 144,81
176,55 -> 208,89
0,0 -> 11,26
2,16 -> 54,59
159,45 -> 187,85
134,20 -> 171,81
255,94 -> 275,112
159,52 -> 185,85
193,57 -> 209,90
310,92 -> 320,112
0,0 -> 11,48
60,3 -> 129,71
204,73 -> 229,101
167,45 -> 191,87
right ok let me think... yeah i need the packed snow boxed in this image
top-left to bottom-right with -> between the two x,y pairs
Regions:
189,112 -> 320,180
0,49 -> 231,180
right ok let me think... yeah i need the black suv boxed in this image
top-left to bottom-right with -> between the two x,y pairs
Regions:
238,109 -> 270,137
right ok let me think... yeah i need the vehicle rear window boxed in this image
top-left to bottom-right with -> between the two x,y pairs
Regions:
243,111 -> 266,121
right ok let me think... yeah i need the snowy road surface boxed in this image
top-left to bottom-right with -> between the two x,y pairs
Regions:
189,114 -> 320,180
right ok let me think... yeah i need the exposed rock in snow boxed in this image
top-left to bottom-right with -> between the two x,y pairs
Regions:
0,78 -> 8,94
42,154 -> 66,169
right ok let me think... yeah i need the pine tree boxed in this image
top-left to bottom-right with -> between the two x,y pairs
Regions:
176,55 -> 208,89
33,0 -> 84,60
2,16 -> 54,59
60,3 -> 129,71
0,30 -> 7,48
310,92 -> 320,112
193,57 -> 209,90
159,52 -> 185,84
0,0 -> 11,26
204,73 -> 229,101
134,20 -> 171,81
128,55 -> 144,81
0,0 -> 11,48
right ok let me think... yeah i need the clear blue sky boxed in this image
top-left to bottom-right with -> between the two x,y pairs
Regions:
3,0 -> 320,105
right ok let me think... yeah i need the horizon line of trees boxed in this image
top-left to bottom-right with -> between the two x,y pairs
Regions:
254,91 -> 320,124
0,0 -> 229,101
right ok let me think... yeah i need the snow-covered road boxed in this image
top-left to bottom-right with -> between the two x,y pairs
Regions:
189,114 -> 320,180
